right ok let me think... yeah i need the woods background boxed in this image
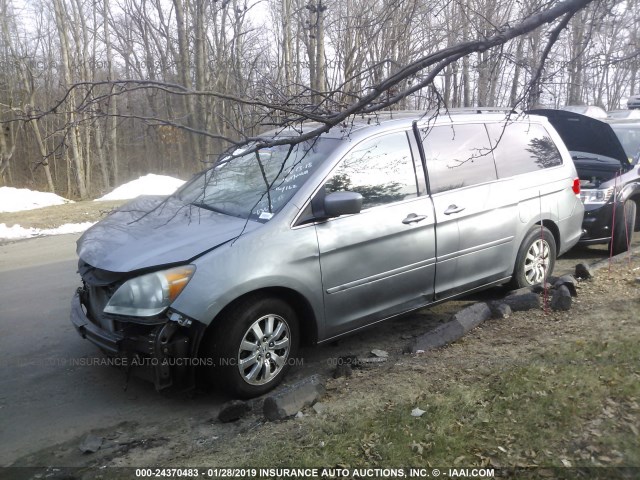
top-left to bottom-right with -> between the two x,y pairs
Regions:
0,0 -> 638,198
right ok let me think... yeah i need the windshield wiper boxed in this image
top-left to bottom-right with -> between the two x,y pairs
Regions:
191,202 -> 227,215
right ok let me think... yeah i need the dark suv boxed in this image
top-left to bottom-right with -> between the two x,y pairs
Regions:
531,109 -> 640,254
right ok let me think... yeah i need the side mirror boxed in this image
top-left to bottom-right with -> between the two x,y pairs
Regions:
324,191 -> 363,218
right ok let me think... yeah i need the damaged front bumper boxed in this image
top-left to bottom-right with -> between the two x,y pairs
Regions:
70,288 -> 206,390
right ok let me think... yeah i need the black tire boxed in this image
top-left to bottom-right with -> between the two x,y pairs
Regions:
609,200 -> 637,256
203,295 -> 299,398
511,226 -> 557,288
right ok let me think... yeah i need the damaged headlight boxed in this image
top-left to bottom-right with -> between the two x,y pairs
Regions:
104,265 -> 195,317
580,186 -> 614,205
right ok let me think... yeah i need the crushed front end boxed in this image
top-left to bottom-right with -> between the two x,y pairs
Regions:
70,260 -> 206,390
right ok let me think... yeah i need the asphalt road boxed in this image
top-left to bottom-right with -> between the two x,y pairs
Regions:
0,234 -> 222,466
0,232 -> 637,466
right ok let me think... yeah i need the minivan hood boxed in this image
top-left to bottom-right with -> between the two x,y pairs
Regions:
528,109 -> 629,166
77,195 -> 260,273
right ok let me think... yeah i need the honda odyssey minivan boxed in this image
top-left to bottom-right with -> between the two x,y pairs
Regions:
71,111 -> 584,397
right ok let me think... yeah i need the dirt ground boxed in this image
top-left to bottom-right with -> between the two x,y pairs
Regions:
3,202 -> 639,477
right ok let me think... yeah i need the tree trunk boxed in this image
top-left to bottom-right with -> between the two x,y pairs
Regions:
53,0 -> 87,198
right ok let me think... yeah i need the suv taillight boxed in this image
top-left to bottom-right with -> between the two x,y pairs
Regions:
572,178 -> 580,196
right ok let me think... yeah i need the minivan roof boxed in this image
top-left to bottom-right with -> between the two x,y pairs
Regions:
266,109 -> 543,140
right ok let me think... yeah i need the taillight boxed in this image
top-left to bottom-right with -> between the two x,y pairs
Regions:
572,178 -> 580,196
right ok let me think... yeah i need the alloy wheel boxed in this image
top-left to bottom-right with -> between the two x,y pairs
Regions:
237,314 -> 291,385
524,238 -> 550,285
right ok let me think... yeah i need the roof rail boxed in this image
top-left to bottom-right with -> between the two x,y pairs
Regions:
426,107 -> 522,115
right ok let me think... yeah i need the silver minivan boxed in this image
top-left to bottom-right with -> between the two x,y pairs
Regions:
71,111 -> 584,397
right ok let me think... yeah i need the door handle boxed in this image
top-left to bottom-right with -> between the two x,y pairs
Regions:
402,213 -> 428,224
444,204 -> 465,215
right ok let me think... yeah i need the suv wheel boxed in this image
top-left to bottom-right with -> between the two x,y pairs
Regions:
203,295 -> 299,398
512,226 -> 556,288
610,200 -> 637,256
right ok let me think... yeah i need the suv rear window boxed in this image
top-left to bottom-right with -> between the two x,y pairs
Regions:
486,122 -> 562,177
420,124 -> 496,194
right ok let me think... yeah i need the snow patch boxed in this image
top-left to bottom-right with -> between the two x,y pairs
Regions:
0,222 -> 96,240
0,186 -> 73,213
96,174 -> 185,201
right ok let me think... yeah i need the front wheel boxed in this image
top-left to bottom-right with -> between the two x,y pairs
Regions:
512,226 -> 557,288
202,295 -> 299,398
610,200 -> 637,256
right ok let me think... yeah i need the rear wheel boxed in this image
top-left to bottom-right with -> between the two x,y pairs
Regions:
610,200 -> 637,256
512,226 -> 556,288
203,295 -> 299,398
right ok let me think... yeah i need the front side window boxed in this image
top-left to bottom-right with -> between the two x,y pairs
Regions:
486,122 -> 563,177
420,124 -> 496,194
178,138 -> 339,220
324,132 -> 418,210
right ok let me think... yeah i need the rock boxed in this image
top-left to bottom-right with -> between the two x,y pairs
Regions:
553,275 -> 578,297
506,286 -> 534,297
497,292 -> 541,312
79,434 -> 103,454
531,282 -> 553,294
412,303 -> 491,352
551,285 -> 572,311
411,407 -> 426,417
412,320 -> 464,352
263,375 -> 325,421
295,411 -> 305,419
575,263 -> 593,280
333,363 -> 353,379
312,402 -> 328,415
490,303 -> 512,319
371,349 -> 389,358
452,302 -> 492,333
218,399 -> 251,423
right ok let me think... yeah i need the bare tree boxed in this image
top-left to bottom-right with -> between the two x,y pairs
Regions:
2,0 -> 639,197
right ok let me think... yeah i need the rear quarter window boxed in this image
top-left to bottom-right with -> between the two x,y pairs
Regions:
486,122 -> 563,178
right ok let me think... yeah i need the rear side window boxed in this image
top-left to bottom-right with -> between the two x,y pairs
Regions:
486,122 -> 563,178
324,132 -> 418,210
420,124 -> 496,194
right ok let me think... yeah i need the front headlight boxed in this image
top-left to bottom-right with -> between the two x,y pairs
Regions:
104,265 -> 196,317
580,187 -> 614,205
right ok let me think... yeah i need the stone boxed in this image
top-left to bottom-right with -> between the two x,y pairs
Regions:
218,399 -> 251,423
498,292 -> 541,312
263,375 -> 325,421
531,282 -> 554,294
550,285 -> 572,311
452,302 -> 492,333
506,286 -> 534,297
575,263 -> 593,280
412,303 -> 491,352
411,407 -> 426,417
490,303 -> 512,319
312,402 -> 328,415
412,320 -> 464,352
553,275 -> 578,297
79,434 -> 103,454
371,349 -> 389,358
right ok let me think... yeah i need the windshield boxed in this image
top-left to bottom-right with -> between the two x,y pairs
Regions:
178,138 -> 339,220
611,125 -> 640,164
